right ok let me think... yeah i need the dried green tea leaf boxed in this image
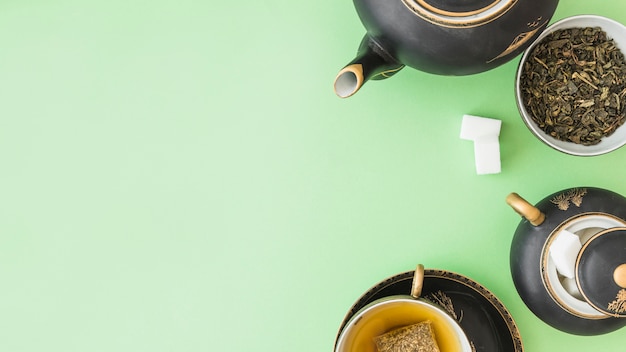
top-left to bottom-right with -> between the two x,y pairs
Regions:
373,321 -> 440,352
520,27 -> 626,145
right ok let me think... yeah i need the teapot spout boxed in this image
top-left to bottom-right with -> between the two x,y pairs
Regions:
334,36 -> 404,98
506,193 -> 546,226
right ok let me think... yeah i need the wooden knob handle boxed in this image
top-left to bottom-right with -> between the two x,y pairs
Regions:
614,264 -> 626,288
506,193 -> 545,226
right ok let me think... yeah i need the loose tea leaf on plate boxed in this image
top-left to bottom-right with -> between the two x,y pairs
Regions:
520,27 -> 626,145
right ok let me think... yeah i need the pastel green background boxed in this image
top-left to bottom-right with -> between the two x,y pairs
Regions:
1,1 -> 626,351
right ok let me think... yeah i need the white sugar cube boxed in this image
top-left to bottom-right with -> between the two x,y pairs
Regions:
549,229 -> 582,279
460,114 -> 502,140
473,136 -> 501,174
460,114 -> 502,175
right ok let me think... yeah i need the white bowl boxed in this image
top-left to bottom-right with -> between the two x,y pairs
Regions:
515,15 -> 626,156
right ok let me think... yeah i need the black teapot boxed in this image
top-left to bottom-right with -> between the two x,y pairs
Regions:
334,0 -> 559,98
507,187 -> 626,335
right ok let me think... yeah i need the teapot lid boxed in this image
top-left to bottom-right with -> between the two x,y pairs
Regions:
401,0 -> 517,27
576,228 -> 626,317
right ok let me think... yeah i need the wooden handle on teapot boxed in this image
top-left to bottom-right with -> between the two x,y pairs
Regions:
506,193 -> 545,226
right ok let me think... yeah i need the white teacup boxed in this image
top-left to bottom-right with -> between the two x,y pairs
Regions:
334,265 -> 473,352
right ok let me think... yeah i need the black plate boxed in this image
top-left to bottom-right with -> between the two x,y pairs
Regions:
334,269 -> 523,352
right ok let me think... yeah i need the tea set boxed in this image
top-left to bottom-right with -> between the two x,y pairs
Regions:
332,0 -> 626,351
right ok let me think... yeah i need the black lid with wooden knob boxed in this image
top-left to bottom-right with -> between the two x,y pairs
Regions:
576,227 -> 626,318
